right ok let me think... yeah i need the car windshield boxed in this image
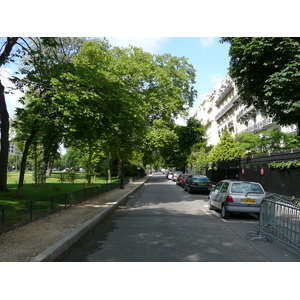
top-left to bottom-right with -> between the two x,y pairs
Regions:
231,182 -> 264,194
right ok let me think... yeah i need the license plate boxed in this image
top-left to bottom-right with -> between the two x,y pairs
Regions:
199,183 -> 206,185
241,199 -> 256,203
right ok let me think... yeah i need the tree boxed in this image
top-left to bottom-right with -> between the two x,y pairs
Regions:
71,39 -> 197,172
11,38 -> 85,195
0,37 -> 19,191
221,37 -> 300,135
177,118 -> 207,157
234,131 -> 262,156
235,129 -> 300,155
207,128 -> 243,162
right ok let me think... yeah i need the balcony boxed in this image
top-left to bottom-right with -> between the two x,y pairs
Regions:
237,106 -> 255,121
239,118 -> 274,134
215,94 -> 239,121
215,82 -> 233,106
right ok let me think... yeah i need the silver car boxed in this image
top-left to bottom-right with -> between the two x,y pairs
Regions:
208,180 -> 266,219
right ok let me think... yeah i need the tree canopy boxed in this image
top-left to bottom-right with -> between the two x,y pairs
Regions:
8,37 -> 198,194
221,37 -> 300,135
207,128 -> 243,162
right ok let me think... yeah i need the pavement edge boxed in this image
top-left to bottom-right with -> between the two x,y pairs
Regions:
31,177 -> 150,262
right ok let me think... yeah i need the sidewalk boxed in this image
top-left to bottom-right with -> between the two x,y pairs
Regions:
0,176 -> 150,262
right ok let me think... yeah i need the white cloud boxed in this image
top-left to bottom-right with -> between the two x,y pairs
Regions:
0,67 -> 24,116
107,37 -> 171,54
199,37 -> 215,47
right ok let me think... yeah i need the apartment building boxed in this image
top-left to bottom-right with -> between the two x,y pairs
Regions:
195,75 -> 296,146
8,143 -> 22,155
194,77 -> 222,146
0,139 -> 22,155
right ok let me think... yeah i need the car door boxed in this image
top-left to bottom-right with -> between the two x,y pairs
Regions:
210,181 -> 224,209
185,176 -> 192,191
218,181 -> 230,207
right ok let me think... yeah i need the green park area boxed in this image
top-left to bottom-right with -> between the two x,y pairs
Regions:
0,171 -> 118,205
0,171 -> 121,232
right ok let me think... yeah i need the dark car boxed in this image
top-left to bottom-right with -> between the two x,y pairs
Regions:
177,174 -> 190,188
184,175 -> 212,194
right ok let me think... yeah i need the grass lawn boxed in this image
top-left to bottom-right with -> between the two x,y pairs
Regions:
0,172 -> 121,233
1,172 -> 118,206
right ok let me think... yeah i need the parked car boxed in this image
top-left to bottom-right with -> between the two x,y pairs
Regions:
177,174 -> 190,188
172,170 -> 183,182
208,180 -> 266,219
184,175 -> 212,194
168,172 -> 173,180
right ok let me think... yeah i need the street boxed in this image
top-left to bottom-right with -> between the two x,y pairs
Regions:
56,173 -> 300,262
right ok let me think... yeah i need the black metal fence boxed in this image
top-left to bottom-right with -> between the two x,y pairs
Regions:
0,177 -> 140,235
205,148 -> 300,199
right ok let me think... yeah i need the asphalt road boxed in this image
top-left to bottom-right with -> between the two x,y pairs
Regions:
56,173 -> 300,262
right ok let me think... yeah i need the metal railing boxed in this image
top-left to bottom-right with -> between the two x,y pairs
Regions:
0,176 -> 141,235
246,195 -> 300,251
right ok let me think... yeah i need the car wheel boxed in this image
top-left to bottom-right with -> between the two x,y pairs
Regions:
221,205 -> 230,219
188,186 -> 193,194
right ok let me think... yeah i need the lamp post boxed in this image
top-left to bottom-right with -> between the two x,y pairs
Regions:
119,145 -> 124,189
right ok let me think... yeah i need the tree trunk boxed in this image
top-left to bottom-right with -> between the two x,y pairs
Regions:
0,38 -> 20,191
0,80 -> 10,191
16,120 -> 38,197
46,155 -> 54,177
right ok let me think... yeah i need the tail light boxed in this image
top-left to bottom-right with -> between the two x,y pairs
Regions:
209,182 -> 212,186
226,195 -> 233,202
191,181 -> 195,185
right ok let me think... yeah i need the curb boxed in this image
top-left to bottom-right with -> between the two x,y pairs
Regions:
31,179 -> 148,262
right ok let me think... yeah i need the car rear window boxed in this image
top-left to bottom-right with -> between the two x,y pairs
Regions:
231,182 -> 264,194
193,177 -> 209,182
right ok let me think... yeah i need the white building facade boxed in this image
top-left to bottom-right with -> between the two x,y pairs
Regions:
195,75 -> 297,146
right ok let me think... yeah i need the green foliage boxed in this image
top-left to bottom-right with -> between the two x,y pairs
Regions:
189,146 -> 211,174
221,37 -> 300,132
235,131 -> 262,156
208,128 -> 243,162
235,129 -> 300,156
9,37 -> 198,191
268,160 -> 300,170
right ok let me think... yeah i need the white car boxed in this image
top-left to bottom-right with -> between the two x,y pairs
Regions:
168,172 -> 173,180
208,180 -> 266,219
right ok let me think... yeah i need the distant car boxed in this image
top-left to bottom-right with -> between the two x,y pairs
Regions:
184,175 -> 212,194
168,172 -> 173,180
176,173 -> 183,185
177,174 -> 190,188
172,171 -> 183,182
208,180 -> 266,219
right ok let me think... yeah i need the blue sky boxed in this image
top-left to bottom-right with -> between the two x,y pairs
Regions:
1,37 -> 231,122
